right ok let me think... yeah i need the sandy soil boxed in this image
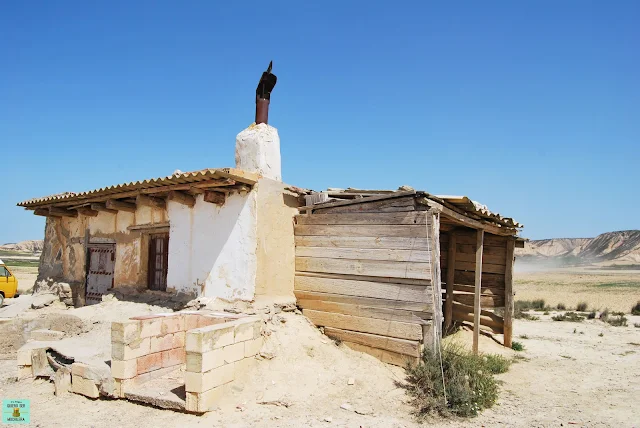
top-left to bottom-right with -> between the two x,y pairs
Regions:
8,265 -> 38,294
514,267 -> 640,312
0,303 -> 638,427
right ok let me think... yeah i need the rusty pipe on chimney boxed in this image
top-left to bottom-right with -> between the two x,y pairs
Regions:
255,61 -> 277,125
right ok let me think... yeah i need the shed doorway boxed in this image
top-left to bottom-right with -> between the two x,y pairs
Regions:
148,233 -> 169,291
86,243 -> 116,305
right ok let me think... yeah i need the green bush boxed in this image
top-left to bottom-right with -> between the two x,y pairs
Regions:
604,315 -> 628,327
400,344 -> 508,418
511,341 -> 525,351
552,312 -> 584,322
632,301 -> 640,316
576,302 -> 588,312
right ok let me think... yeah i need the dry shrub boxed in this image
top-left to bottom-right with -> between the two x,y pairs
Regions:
400,344 -> 508,418
604,315 -> 628,327
576,302 -> 588,312
552,312 -> 584,322
557,303 -> 567,310
632,301 -> 640,316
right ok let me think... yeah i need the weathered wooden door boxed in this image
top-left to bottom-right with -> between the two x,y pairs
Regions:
148,234 -> 169,291
86,244 -> 116,305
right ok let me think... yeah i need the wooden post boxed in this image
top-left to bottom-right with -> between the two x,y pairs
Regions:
503,237 -> 515,348
444,231 -> 457,334
473,229 -> 484,354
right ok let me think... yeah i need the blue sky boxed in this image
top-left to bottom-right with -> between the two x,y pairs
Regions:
1,1 -> 638,243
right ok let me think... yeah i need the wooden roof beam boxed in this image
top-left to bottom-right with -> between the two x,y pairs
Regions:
203,190 -> 226,206
77,207 -> 99,217
167,191 -> 195,207
91,203 -> 118,214
136,194 -> 166,209
34,208 -> 50,217
49,207 -> 77,217
106,199 -> 137,213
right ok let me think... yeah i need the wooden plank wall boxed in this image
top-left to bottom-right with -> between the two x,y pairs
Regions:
440,229 -> 507,334
294,207 -> 436,366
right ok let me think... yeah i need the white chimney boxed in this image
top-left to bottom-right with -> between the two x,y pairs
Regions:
235,123 -> 282,181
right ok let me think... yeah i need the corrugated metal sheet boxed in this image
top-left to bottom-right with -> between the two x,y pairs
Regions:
17,168 -> 258,208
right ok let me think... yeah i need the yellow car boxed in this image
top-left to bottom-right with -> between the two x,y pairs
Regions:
0,259 -> 18,306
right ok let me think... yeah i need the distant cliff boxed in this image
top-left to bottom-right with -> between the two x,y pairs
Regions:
516,230 -> 640,266
0,240 -> 44,253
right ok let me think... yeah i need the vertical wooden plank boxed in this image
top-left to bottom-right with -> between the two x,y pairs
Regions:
423,210 -> 441,353
473,229 -> 484,354
503,237 -> 515,348
444,231 -> 457,333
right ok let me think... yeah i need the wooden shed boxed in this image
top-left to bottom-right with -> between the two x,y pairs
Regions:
293,189 -> 523,366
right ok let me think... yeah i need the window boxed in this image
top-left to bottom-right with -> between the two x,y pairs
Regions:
0,266 -> 10,277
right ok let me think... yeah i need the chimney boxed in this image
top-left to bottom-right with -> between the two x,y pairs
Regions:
235,62 -> 281,181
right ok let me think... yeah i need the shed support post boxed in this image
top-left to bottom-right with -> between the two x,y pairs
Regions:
444,231 -> 457,334
503,237 -> 515,348
473,229 -> 484,354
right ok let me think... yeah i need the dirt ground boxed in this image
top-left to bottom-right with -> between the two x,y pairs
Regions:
514,267 -> 640,312
8,265 -> 38,294
0,304 -> 638,427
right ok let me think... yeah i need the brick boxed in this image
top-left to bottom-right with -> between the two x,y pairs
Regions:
222,342 -> 244,364
244,337 -> 263,358
71,363 -> 101,382
137,352 -> 163,375
161,348 -> 185,368
185,386 -> 223,413
184,314 -> 200,331
17,365 -> 32,380
112,337 -> 150,361
111,359 -> 137,379
54,367 -> 71,396
161,315 -> 185,334
234,322 -> 255,343
235,357 -> 257,377
185,364 -> 234,393
16,347 -> 34,366
139,319 -> 162,338
186,349 -> 223,373
185,324 -> 234,353
72,375 -> 99,398
111,320 -> 141,344
150,334 -> 174,353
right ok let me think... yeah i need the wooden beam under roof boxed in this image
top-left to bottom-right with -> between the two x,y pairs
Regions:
167,191 -> 195,207
106,199 -> 137,213
136,194 -> 166,209
91,203 -> 118,214
77,207 -> 99,217
203,190 -> 226,205
34,208 -> 50,217
49,207 -> 77,217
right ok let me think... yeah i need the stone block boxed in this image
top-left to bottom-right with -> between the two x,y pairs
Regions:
54,367 -> 71,396
150,334 -> 174,353
30,329 -> 65,341
161,315 -> 185,334
111,320 -> 141,344
184,314 -> 200,331
173,331 -> 186,348
17,365 -> 32,380
71,363 -> 102,382
185,386 -> 224,413
186,349 -> 223,373
112,337 -> 150,361
222,342 -> 244,364
185,364 -> 234,393
244,337 -> 263,358
161,348 -> 185,368
72,375 -> 99,398
139,319 -> 162,339
235,357 -> 257,377
137,352 -> 163,375
234,322 -> 255,343
111,359 -> 137,379
17,347 -> 34,366
32,348 -> 53,377
185,324 -> 234,353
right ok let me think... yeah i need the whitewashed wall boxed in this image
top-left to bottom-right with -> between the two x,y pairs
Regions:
166,192 -> 258,300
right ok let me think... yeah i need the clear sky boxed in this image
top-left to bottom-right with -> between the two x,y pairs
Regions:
1,1 -> 638,243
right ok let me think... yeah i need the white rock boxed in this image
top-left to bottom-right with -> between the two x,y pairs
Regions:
347,377 -> 355,385
31,293 -> 57,309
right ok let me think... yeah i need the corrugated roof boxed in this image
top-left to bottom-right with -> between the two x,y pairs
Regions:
17,168 -> 258,208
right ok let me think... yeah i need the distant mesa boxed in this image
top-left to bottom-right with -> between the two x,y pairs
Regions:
0,239 -> 44,253
516,230 -> 640,267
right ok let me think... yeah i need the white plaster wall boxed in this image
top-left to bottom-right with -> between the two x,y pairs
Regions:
235,124 -> 281,181
166,192 -> 258,300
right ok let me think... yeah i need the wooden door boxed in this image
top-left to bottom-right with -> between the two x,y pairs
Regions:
86,244 -> 116,305
148,234 -> 169,291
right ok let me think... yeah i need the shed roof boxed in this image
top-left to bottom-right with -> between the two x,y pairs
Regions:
17,168 -> 258,209
301,188 -> 522,235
